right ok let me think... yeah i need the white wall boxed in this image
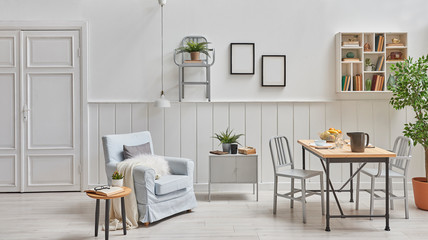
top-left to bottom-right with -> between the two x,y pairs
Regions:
1,0 -> 428,102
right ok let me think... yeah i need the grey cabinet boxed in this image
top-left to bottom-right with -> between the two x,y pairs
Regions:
208,154 -> 258,201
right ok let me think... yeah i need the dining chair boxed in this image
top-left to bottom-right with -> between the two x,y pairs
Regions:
355,136 -> 413,219
269,136 -> 325,223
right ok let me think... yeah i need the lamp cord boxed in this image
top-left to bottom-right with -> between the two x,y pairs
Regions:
160,5 -> 164,95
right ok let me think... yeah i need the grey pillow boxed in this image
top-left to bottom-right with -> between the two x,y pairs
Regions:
123,142 -> 152,160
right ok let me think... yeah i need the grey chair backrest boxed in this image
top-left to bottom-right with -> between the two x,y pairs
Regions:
390,136 -> 413,172
102,131 -> 154,184
269,136 -> 294,173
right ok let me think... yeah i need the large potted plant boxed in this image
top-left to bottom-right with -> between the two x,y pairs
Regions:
389,54 -> 428,210
212,128 -> 244,153
176,40 -> 211,61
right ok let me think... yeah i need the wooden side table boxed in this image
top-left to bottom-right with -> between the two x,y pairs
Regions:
86,187 -> 132,240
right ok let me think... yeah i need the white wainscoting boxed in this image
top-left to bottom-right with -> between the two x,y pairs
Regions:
87,101 -> 425,189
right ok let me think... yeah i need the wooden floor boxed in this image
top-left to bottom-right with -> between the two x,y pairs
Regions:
1,190 -> 427,240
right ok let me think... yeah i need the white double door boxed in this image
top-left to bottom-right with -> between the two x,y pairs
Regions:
0,30 -> 81,192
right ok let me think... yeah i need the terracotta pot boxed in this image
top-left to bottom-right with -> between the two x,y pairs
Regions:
412,177 -> 428,210
190,52 -> 200,61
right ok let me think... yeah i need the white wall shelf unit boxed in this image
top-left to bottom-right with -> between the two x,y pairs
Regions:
336,32 -> 407,93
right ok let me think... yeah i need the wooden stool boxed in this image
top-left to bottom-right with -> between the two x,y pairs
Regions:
86,187 -> 132,240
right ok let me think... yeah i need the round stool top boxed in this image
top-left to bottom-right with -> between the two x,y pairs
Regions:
86,186 -> 132,200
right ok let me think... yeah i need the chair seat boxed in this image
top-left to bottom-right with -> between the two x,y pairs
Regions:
361,168 -> 405,178
155,175 -> 191,195
276,168 -> 322,179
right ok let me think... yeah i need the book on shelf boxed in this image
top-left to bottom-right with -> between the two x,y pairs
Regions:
346,76 -> 351,91
375,35 -> 384,52
375,55 -> 385,71
370,75 -> 385,91
342,58 -> 360,62
386,43 -> 404,47
353,74 -> 362,91
342,41 -> 359,46
342,75 -> 351,91
85,186 -> 124,196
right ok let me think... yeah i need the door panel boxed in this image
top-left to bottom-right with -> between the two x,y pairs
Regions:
27,36 -> 74,67
0,156 -> 16,187
27,73 -> 74,149
28,155 -> 74,185
0,31 -> 19,192
210,157 -> 236,183
236,157 -> 257,182
22,30 -> 80,192
0,73 -> 16,149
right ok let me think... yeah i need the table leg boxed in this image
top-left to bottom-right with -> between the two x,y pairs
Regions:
385,158 -> 390,231
121,197 -> 127,235
350,163 -> 354,203
302,146 -> 306,170
105,199 -> 110,240
325,158 -> 331,232
95,199 -> 100,237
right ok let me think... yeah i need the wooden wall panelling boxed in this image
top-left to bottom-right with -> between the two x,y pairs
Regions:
261,103 -> 277,183
196,103 -> 212,183
229,103 -> 246,147
341,101 -> 358,184
148,104 -> 165,156
356,101 -> 375,183
373,101 -> 390,150
277,103 -> 294,183
406,106 -> 425,178
88,104 -> 99,185
245,103 -> 262,184
309,103 -> 326,180
98,104 -> 116,184
180,103 -> 197,182
115,104 -> 132,134
212,103 -> 229,150
325,102 -> 342,183
293,103 -> 310,172
131,103 -> 148,132
164,103 -> 181,157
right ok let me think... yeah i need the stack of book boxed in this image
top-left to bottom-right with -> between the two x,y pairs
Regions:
371,74 -> 385,91
342,41 -> 359,47
85,186 -> 124,196
353,74 -> 363,91
342,75 -> 351,91
375,55 -> 385,71
375,35 -> 384,52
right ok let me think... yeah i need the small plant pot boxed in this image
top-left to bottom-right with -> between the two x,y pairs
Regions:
365,65 -> 373,71
112,178 -> 123,187
412,177 -> 428,210
222,143 -> 231,153
190,52 -> 200,61
230,143 -> 238,154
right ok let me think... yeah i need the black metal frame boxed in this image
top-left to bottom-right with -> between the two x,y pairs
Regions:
230,43 -> 255,75
301,145 -> 390,232
261,55 -> 286,87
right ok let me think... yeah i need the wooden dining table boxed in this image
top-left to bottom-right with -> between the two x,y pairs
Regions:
297,140 -> 396,232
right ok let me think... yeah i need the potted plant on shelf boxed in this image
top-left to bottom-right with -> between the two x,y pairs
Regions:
389,54 -> 428,210
212,128 -> 244,154
364,58 -> 374,71
112,171 -> 124,187
175,40 -> 211,61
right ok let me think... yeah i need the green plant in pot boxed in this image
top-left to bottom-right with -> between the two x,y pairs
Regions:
112,171 -> 124,187
364,58 -> 375,71
389,54 -> 428,210
176,40 -> 211,61
212,128 -> 244,154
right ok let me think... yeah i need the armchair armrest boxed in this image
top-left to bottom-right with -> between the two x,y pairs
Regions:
164,156 -> 194,176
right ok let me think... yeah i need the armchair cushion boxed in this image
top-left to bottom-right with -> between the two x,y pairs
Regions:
155,175 -> 191,195
123,142 -> 152,159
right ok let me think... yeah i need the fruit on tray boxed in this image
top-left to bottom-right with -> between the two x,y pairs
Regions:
319,128 -> 342,142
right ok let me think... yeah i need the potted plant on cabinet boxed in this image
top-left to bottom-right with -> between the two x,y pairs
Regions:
212,128 -> 244,154
112,171 -> 124,187
389,54 -> 428,210
175,40 -> 211,61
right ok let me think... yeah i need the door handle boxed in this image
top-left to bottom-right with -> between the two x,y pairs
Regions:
23,104 -> 30,121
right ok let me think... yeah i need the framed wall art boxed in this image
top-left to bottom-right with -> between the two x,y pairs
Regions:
230,43 -> 255,75
261,55 -> 286,87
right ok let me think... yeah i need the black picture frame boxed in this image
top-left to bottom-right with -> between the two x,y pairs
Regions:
230,43 -> 255,75
261,55 -> 286,87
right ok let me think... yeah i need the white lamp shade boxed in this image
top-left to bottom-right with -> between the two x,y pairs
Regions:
154,94 -> 171,108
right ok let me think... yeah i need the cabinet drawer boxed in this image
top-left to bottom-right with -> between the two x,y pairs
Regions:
236,157 -> 257,183
210,157 -> 236,183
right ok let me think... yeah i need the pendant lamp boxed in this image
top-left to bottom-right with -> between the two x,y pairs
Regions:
154,0 -> 170,108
